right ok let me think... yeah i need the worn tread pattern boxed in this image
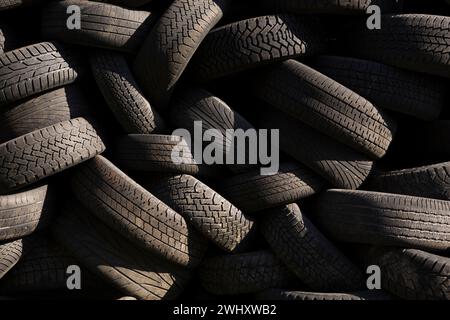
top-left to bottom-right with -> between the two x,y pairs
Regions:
0,0 -> 35,11
365,162 -> 450,201
191,14 -> 322,81
367,248 -> 450,300
0,185 -> 54,241
53,202 -> 191,300
90,50 -> 164,134
0,28 -> 4,53
133,0 -> 228,108
0,239 -> 23,279
0,42 -> 81,107
257,105 -> 374,189
252,59 -> 396,159
92,0 -> 151,8
256,289 -> 390,300
145,174 -> 255,252
71,155 -> 207,268
0,85 -> 89,143
115,134 -> 221,177
349,14 -> 450,78
262,203 -> 364,291
42,0 -> 155,53
315,190 -> 450,251
0,118 -> 105,193
219,162 -> 326,212
314,55 -> 444,121
199,251 -> 296,295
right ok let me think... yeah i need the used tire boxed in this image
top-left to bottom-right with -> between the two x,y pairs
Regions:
92,0 -> 151,7
133,0 -> 229,108
145,174 -> 255,252
256,289 -> 390,300
0,42 -> 82,108
314,190 -> 450,251
53,202 -> 191,300
251,59 -> 396,159
367,248 -> 450,300
0,185 -> 54,241
71,155 -> 207,268
257,105 -> 374,190
199,251 -> 296,295
42,0 -> 155,53
262,203 -> 365,292
0,28 -> 4,53
314,55 -> 444,121
0,85 -> 89,143
0,0 -> 36,11
348,14 -> 450,78
90,50 -> 164,134
365,162 -> 450,201
115,134 -> 221,177
0,239 -> 23,280
218,162 -> 326,213
0,118 -> 105,193
190,14 -> 322,81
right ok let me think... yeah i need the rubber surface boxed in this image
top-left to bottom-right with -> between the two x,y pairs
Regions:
256,289 -> 391,300
71,155 -> 208,268
0,239 -> 23,280
0,118 -> 105,193
314,190 -> 450,251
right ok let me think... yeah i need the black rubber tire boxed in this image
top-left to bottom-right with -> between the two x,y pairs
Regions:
0,85 -> 89,143
0,28 -> 4,53
365,162 -> 450,201
367,248 -> 450,300
170,88 -> 257,174
53,202 -> 191,300
199,251 -> 297,295
0,239 -> 23,280
0,42 -> 82,108
133,0 -> 228,108
314,190 -> 450,251
314,55 -> 444,121
0,0 -> 36,11
90,50 -> 164,134
257,105 -> 374,190
260,0 -> 402,14
91,0 -> 151,8
0,185 -> 54,241
262,203 -> 365,292
218,162 -> 326,213
256,289 -> 390,300
0,118 -> 105,193
115,134 -> 221,177
145,174 -> 255,252
190,14 -> 322,81
348,14 -> 450,78
71,155 -> 207,268
42,0 -> 155,53
252,59 -> 396,159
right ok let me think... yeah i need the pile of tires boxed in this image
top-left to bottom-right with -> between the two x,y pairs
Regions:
0,0 -> 449,300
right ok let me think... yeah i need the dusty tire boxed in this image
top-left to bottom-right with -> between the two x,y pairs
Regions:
314,190 -> 450,251
314,55 -> 444,121
252,59 -> 396,159
199,251 -> 296,295
0,239 -> 23,280
0,118 -> 105,193
91,0 -> 151,7
367,248 -> 450,300
348,14 -> 450,78
257,105 -> 374,189
365,162 -> 450,201
256,289 -> 390,300
90,50 -> 165,134
0,42 -> 82,108
0,28 -> 4,53
71,155 -> 207,268
0,185 -> 54,241
170,88 -> 257,174
0,85 -> 90,143
115,134 -> 221,177
145,174 -> 255,252
133,0 -> 228,108
190,15 -> 322,81
262,203 -> 365,291
0,0 -> 35,11
42,0 -> 155,53
53,202 -> 191,300
218,162 -> 326,213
